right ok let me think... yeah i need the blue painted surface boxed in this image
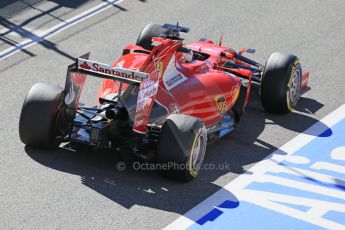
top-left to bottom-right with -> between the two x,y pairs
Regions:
190,201 -> 325,230
187,116 -> 345,229
323,211 -> 345,226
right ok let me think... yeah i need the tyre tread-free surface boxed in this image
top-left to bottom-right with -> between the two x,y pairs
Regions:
19,82 -> 63,147
156,114 -> 206,182
261,52 -> 301,114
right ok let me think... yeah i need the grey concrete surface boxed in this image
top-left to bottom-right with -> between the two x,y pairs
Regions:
0,0 -> 107,52
0,0 -> 345,229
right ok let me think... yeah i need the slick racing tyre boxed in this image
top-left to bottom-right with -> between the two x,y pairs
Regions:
136,24 -> 168,50
19,83 -> 64,148
156,114 -> 207,182
261,52 -> 302,114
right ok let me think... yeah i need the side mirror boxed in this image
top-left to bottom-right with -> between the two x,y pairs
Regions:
239,48 -> 256,54
151,37 -> 165,47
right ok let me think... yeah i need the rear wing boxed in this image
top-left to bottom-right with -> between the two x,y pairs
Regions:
64,53 -> 148,112
75,57 -> 149,85
64,53 -> 160,134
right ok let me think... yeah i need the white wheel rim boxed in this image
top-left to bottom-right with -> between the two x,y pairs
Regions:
289,68 -> 301,103
191,132 -> 207,172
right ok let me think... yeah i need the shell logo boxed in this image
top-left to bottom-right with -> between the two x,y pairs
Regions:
156,61 -> 164,77
215,95 -> 227,115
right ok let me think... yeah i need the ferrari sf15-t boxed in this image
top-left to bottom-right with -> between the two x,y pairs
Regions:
19,23 -> 310,181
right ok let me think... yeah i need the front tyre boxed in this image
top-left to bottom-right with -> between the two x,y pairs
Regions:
156,114 -> 207,182
136,24 -> 168,51
261,52 -> 302,114
19,83 -> 64,148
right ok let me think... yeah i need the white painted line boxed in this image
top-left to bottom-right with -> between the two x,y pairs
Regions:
164,103 -> 345,229
0,27 -> 47,37
0,0 -> 125,61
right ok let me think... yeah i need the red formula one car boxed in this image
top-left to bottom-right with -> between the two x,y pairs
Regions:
19,23 -> 309,181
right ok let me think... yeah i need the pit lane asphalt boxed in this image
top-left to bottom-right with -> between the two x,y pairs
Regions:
1,0 -> 345,229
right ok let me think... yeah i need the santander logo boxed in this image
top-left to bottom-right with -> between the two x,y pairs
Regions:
80,61 -> 91,69
78,59 -> 147,82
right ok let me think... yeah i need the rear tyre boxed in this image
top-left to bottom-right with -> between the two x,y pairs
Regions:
136,24 -> 168,50
261,52 -> 302,114
19,83 -> 64,148
156,114 -> 207,182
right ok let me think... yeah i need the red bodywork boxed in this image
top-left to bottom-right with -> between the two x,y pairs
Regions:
98,39 -> 243,130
